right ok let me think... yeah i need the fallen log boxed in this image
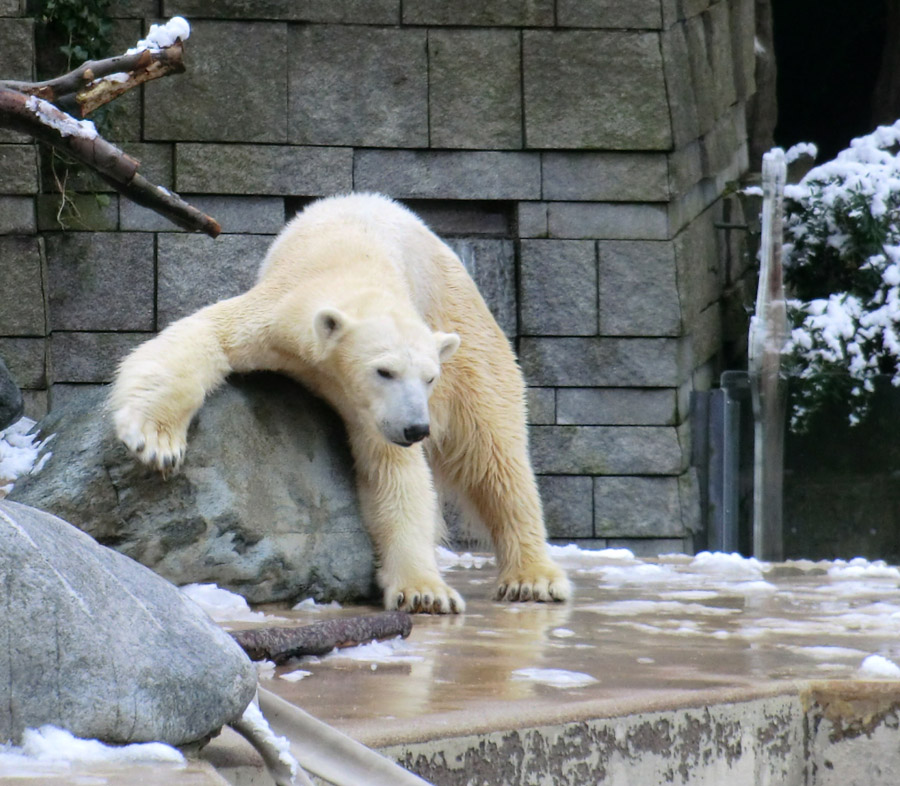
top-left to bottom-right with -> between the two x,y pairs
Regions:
231,612 -> 413,664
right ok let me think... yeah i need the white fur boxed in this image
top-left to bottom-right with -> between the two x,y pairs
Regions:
110,193 -> 571,613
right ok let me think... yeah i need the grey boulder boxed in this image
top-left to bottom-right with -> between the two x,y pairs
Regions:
0,356 -> 23,430
8,372 -> 375,604
0,499 -> 257,746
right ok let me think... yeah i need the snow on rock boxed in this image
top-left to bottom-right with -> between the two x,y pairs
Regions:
180,582 -> 269,624
232,701 -> 299,786
0,725 -> 184,774
859,654 -> 900,679
511,668 -> 598,688
24,96 -> 98,140
128,16 -> 191,54
0,417 -> 52,497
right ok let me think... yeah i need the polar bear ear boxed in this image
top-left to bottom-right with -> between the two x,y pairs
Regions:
435,331 -> 460,363
313,307 -> 351,355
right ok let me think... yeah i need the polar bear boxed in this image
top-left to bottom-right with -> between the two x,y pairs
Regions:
110,193 -> 570,613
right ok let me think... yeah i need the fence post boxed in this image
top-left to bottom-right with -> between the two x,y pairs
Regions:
749,149 -> 788,561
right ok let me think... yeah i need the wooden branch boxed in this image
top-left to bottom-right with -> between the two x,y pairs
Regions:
0,43 -> 185,118
231,612 -> 414,664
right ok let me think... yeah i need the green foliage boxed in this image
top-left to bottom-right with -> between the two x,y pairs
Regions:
39,0 -> 113,66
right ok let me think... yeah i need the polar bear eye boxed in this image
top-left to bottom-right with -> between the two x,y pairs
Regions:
377,368 -> 395,380
426,376 -> 435,385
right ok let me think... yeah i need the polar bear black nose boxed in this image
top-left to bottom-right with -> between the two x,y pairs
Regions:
403,423 -> 430,444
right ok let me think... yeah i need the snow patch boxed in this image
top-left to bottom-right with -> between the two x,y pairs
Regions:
325,636 -> 424,664
511,668 -> 598,688
436,546 -> 494,569
128,16 -> 191,54
25,95 -> 98,140
180,583 -> 269,623
279,668 -> 313,682
859,654 -> 900,679
292,597 -> 342,612
0,417 -> 53,496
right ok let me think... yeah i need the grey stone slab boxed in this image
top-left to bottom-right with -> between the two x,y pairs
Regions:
37,194 -> 118,232
668,177 -> 718,238
1,359 -> 24,428
598,240 -> 682,336
108,0 -> 158,16
46,233 -> 154,331
674,206 -> 722,324
526,387 -> 555,425
445,238 -> 517,337
410,201 -> 511,237
0,18 -> 32,81
556,0 -> 663,29
176,144 -> 352,195
354,150 -> 541,200
164,0 -> 399,22
0,337 -> 45,389
690,300 -> 722,367
529,425 -> 688,475
547,202 -> 669,241
660,22 -> 701,147
684,6 -> 735,136
523,31 -> 671,150
538,476 -> 593,538
557,388 -> 678,426
429,29 -> 521,149
20,389 -> 47,420
594,475 -> 684,537
0,0 -> 24,15
289,25 -> 427,147
122,143 -> 174,189
122,196 -> 285,234
700,103 -> 744,179
517,202 -> 548,238
0,145 -> 37,194
101,19 -> 143,143
402,0 -> 553,26
730,0 -> 756,100
668,141 -> 704,196
542,152 -> 669,202
520,336 -> 692,387
520,240 -> 597,336
145,21 -> 287,143
0,196 -> 34,233
0,236 -> 44,335
157,233 -> 272,327
607,537 -> 688,556
50,332 -> 150,384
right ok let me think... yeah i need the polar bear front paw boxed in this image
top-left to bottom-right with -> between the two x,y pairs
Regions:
113,405 -> 188,476
496,563 -> 572,603
383,576 -> 466,615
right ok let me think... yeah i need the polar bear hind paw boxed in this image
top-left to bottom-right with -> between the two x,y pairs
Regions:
496,566 -> 572,603
384,578 -> 466,615
113,405 -> 187,476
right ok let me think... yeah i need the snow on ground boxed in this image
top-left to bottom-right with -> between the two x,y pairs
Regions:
324,636 -> 424,664
292,597 -> 342,611
859,654 -> 900,679
0,725 -> 184,776
511,668 -> 599,688
0,417 -> 52,497
180,583 -> 288,626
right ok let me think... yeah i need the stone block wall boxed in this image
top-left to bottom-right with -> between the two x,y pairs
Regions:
0,0 -> 758,555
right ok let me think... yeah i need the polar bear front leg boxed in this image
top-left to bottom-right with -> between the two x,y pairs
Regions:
110,304 -> 235,473
352,440 -> 465,614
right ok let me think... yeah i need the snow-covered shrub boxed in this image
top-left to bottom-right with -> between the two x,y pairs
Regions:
783,121 -> 900,430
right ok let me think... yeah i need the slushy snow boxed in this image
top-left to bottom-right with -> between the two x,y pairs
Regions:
180,582 -> 273,624
0,417 -> 52,496
511,668 -> 598,688
128,16 -> 191,54
859,654 -> 900,679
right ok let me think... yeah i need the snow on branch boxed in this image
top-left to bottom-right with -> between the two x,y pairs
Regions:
0,17 -> 220,238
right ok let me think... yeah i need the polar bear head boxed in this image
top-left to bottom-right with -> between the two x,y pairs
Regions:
313,306 -> 459,446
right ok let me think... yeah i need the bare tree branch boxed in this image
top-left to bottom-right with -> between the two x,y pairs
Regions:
0,34 -> 220,238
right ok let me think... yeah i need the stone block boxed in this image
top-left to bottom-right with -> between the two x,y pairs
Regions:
176,144 -> 352,195
46,234 -> 154,331
730,0 -> 756,100
445,238 -> 516,337
411,201 -> 511,237
20,389 -> 47,420
50,332 -> 149,384
0,197 -> 34,233
164,0 -> 399,22
690,301 -> 723,366
684,6 -> 736,135
674,206 -> 722,324
354,150 -> 540,200
547,202 -> 669,241
542,152 -> 669,202
668,177 -> 718,237
607,537 -> 688,556
538,476 -> 593,538
668,141 -> 704,196
37,194 -> 118,232
660,23 -> 701,147
121,196 -> 285,234
145,21 -> 286,143
520,240 -> 597,336
594,476 -> 684,537
101,20 -> 143,143
157,234 -> 273,327
428,29 -> 521,149
529,425 -> 688,475
0,19 -> 32,81
0,337 -> 45,389
517,202 -> 548,238
0,0 -> 24,15
402,0 -> 553,26
700,103 -> 744,178
109,0 -> 157,16
520,336 -> 691,387
523,31 -> 671,150
556,0 -> 663,29
557,388 -> 678,426
0,236 -> 44,335
526,387 -> 555,425
0,145 -> 37,194
288,25 -> 426,147
598,240 -> 682,336
122,143 -> 174,188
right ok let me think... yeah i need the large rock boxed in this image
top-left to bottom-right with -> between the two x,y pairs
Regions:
0,356 -> 23,430
0,499 -> 256,746
9,373 -> 376,604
